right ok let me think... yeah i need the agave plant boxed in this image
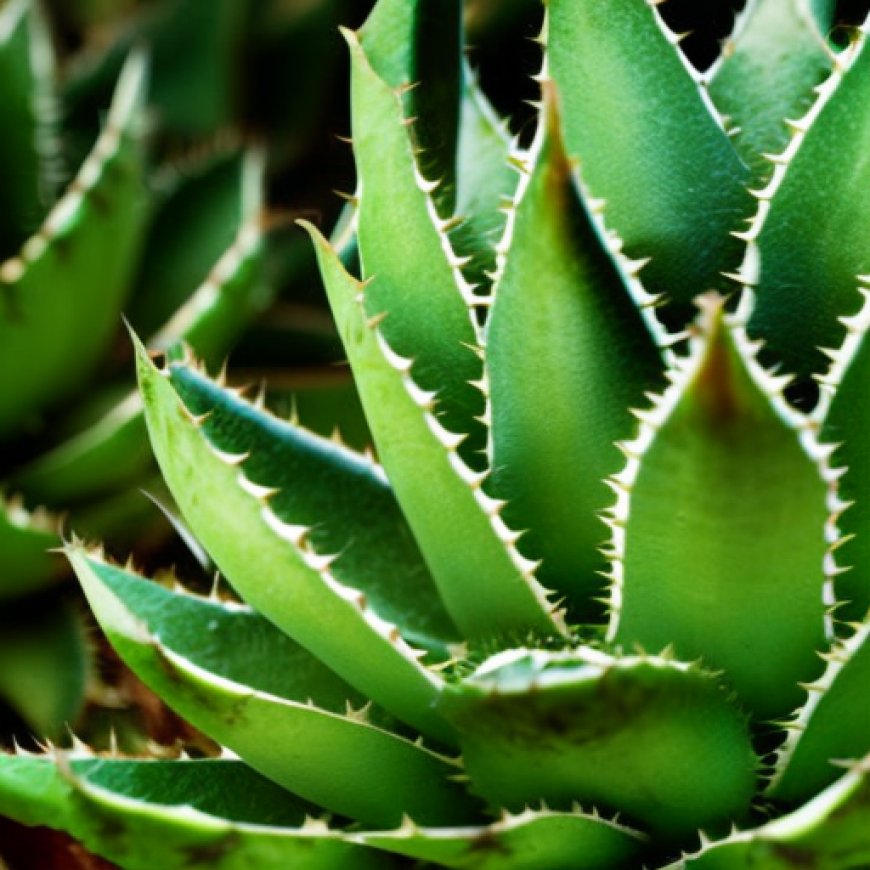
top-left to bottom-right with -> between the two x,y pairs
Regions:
5,0 -> 870,866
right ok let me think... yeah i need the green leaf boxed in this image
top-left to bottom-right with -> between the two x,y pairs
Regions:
0,497 -> 61,600
681,758 -> 870,869
0,755 -> 390,870
348,26 -> 485,454
305,222 -> 565,645
147,173 -> 269,367
611,298 -> 828,722
747,28 -> 870,385
0,52 -> 148,437
439,649 -> 757,845
486,95 -> 664,620
167,362 -> 458,654
0,0 -> 56,256
546,0 -> 752,321
135,337 -> 453,744
768,619 -> 870,805
709,0 -> 833,181
68,550 -> 480,829
358,806 -> 647,869
0,601 -> 89,738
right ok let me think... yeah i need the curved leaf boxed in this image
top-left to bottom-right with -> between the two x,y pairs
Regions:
682,759 -> 870,869
611,299 -> 828,722
167,363 -> 458,653
135,338 -> 453,744
348,27 -> 485,453
0,755 -> 390,870
359,806 -> 647,870
769,619 -> 870,805
440,648 -> 757,845
69,550 -> 480,828
359,0 -> 462,209
129,151 -> 261,339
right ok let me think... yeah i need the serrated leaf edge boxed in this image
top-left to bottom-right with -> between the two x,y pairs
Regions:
148,358 -> 446,691
360,296 -> 568,638
602,293 -> 835,642
353,800 -> 648,844
69,542 -> 459,765
148,207 -> 262,350
766,617 -> 870,794
729,24 -> 863,287
343,26 -> 487,345
487,65 -> 669,352
0,51 -> 146,285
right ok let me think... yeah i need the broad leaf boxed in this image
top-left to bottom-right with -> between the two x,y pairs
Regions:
710,0 -> 833,181
748,29 -> 870,386
440,649 -> 757,845
612,301 -> 827,722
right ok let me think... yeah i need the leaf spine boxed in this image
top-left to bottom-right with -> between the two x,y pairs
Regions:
733,30 -> 861,299
767,618 -> 870,793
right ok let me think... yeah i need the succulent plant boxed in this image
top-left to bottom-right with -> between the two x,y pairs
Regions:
6,0 -> 870,867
